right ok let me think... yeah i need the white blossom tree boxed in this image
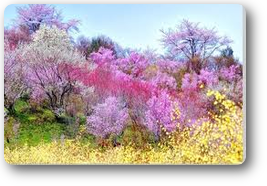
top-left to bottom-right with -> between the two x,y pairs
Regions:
21,25 -> 86,115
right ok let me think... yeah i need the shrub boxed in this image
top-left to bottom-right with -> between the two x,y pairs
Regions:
150,71 -> 177,90
144,91 -> 178,137
86,96 -> 129,138
14,99 -> 30,114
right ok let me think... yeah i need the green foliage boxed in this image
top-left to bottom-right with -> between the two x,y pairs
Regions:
64,120 -> 79,138
42,109 -> 56,122
16,108 -> 56,124
12,99 -> 55,124
14,99 -> 30,114
88,35 -> 116,55
56,114 -> 75,124
221,46 -> 234,58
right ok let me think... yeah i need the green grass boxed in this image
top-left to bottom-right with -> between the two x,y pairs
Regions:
16,122 -> 65,146
5,99 -> 97,149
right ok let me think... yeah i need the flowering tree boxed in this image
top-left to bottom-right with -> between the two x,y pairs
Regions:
114,52 -> 149,78
4,26 -> 31,50
90,47 -> 115,65
21,25 -> 85,115
219,65 -> 243,105
149,71 -> 177,90
178,69 -> 218,125
219,65 -> 242,82
157,59 -> 184,74
161,19 -> 232,71
144,91 -> 178,137
86,96 -> 129,138
15,4 -> 79,33
4,39 -> 26,113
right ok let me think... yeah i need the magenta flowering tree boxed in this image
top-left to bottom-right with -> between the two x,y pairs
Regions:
198,69 -> 219,87
86,96 -> 129,138
21,25 -> 85,115
90,47 -> 115,65
114,52 -> 149,78
150,71 -> 177,90
157,59 -> 184,74
218,65 -> 243,105
144,91 -> 178,137
178,71 -> 214,125
73,47 -> 156,105
15,4 -> 79,33
73,63 -> 155,107
161,19 -> 232,71
219,65 -> 242,82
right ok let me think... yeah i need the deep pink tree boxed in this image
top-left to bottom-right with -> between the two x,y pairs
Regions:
73,64 -> 155,106
4,25 -> 31,50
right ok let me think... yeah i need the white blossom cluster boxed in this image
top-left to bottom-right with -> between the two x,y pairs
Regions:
21,25 -> 85,66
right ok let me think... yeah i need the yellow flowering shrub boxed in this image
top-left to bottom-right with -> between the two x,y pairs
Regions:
4,90 -> 243,165
162,90 -> 243,164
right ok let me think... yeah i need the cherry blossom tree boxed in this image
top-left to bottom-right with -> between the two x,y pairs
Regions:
4,38 -> 27,113
15,4 -> 79,33
161,19 -> 232,72
114,51 -> 149,79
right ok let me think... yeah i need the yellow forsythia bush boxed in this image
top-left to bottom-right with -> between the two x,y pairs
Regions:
4,90 -> 243,165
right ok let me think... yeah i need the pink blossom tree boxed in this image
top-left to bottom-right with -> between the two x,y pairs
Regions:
86,96 -> 129,138
161,19 -> 232,72
178,69 -> 219,125
15,4 -> 79,33
114,51 -> 149,79
4,38 -> 27,113
144,91 -> 178,138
